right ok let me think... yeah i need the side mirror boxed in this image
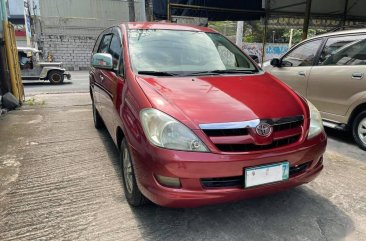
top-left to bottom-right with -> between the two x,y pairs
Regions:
92,53 -> 113,70
249,54 -> 259,63
270,58 -> 281,67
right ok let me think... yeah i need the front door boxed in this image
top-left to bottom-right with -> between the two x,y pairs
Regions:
268,39 -> 323,97
99,30 -> 124,136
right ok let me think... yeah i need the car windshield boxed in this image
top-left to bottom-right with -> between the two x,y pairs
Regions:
128,29 -> 258,76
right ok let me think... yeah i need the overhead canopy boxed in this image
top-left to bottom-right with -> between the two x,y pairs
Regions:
269,0 -> 366,21
153,0 -> 264,21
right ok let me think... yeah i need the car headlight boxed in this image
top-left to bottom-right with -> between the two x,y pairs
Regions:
307,100 -> 324,139
140,108 -> 209,152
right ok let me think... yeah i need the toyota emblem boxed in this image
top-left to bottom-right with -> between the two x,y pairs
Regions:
255,123 -> 273,137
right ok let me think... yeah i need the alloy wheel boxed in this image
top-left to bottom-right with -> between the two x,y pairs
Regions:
357,117 -> 366,145
123,146 -> 133,194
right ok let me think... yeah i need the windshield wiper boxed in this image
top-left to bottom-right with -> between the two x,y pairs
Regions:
188,69 -> 257,76
138,71 -> 178,76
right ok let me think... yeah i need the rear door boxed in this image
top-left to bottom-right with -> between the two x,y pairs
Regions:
99,27 -> 125,136
307,34 -> 366,117
268,39 -> 323,96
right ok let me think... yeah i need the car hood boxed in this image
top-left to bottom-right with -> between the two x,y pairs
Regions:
38,62 -> 63,67
136,73 -> 305,129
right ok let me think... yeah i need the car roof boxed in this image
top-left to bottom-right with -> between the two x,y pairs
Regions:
308,28 -> 366,41
17,47 -> 41,53
124,22 -> 217,33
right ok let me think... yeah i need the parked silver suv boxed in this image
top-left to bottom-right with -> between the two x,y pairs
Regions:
264,29 -> 366,150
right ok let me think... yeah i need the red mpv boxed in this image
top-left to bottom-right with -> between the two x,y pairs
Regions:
89,23 -> 326,208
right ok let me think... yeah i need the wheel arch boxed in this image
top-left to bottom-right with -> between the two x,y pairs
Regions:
116,126 -> 125,151
348,102 -> 366,127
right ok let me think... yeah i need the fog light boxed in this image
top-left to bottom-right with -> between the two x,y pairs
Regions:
155,175 -> 181,188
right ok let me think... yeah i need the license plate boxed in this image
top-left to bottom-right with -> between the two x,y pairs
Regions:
245,162 -> 289,188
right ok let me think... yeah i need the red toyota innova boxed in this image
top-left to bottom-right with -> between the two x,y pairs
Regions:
89,23 -> 327,208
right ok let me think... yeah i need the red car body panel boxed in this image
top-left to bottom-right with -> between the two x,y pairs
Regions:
90,22 -> 327,208
136,73 -> 306,128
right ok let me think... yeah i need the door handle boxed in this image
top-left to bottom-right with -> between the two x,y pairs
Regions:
352,72 -> 364,79
298,71 -> 306,77
100,75 -> 104,81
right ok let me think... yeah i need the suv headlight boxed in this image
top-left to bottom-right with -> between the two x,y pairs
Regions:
140,108 -> 209,152
307,100 -> 324,139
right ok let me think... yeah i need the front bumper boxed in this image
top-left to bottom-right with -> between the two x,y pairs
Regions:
64,72 -> 71,80
130,133 -> 327,208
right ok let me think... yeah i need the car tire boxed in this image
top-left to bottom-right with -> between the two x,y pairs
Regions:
92,100 -> 104,130
120,139 -> 147,206
352,110 -> 366,151
48,70 -> 64,85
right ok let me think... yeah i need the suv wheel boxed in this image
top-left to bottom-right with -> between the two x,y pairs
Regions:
120,139 -> 147,206
352,111 -> 366,151
48,70 -> 64,85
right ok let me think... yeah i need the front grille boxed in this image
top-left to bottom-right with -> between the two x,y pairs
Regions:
201,161 -> 311,189
201,176 -> 243,188
203,128 -> 248,137
216,135 -> 301,152
273,119 -> 303,131
201,116 -> 304,153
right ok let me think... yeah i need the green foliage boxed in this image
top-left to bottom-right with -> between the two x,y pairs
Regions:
283,29 -> 327,44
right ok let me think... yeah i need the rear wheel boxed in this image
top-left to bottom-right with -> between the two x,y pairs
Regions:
352,111 -> 366,151
120,139 -> 147,206
48,70 -> 64,85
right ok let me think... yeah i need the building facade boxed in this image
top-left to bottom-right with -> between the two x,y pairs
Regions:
30,0 -> 144,70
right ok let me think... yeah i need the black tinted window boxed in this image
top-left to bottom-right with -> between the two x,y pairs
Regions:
282,39 -> 322,67
319,35 -> 366,65
108,35 -> 122,69
98,34 -> 112,53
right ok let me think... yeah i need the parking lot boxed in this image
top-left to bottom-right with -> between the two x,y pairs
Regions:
0,72 -> 365,240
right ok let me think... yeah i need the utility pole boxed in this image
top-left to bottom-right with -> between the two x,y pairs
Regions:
128,0 -> 136,22
235,21 -> 244,49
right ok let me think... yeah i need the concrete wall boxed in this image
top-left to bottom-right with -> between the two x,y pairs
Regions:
36,0 -> 143,70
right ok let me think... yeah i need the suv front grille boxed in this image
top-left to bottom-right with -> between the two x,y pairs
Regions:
201,161 -> 311,189
216,135 -> 301,152
202,128 -> 248,137
201,116 -> 304,153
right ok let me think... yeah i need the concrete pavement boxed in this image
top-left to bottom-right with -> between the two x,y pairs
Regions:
0,92 -> 365,241
22,71 -> 90,96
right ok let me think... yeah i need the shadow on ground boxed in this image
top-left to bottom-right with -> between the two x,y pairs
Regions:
97,129 -> 354,241
324,127 -> 354,145
22,81 -> 73,86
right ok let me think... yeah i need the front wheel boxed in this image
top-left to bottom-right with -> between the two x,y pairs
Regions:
92,100 -> 104,130
352,111 -> 366,151
48,70 -> 64,85
120,139 -> 147,206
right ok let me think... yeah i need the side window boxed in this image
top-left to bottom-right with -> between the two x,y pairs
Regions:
92,34 -> 103,54
322,39 -> 366,65
319,35 -> 366,65
98,34 -> 112,53
217,45 -> 237,68
282,39 -> 322,67
108,34 -> 122,69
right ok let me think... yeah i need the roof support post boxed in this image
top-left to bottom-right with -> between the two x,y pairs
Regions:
167,0 -> 171,21
342,0 -> 349,27
261,0 -> 270,65
302,0 -> 312,40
